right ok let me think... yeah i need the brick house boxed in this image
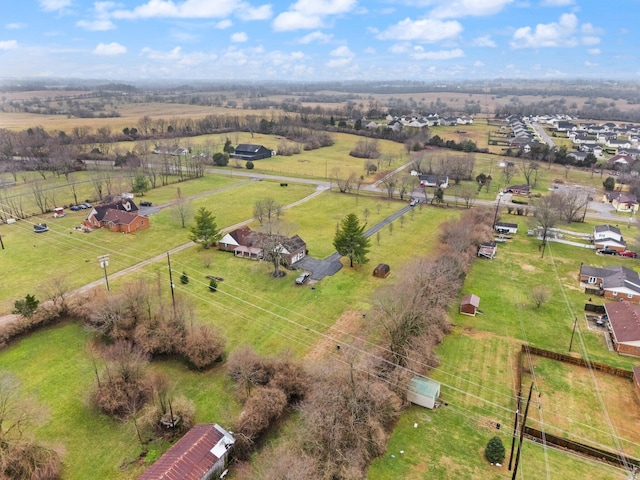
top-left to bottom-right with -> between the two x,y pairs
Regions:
603,301 -> 640,357
579,265 -> 640,302
84,199 -> 149,233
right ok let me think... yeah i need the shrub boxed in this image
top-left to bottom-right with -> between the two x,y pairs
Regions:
209,279 -> 218,291
485,436 -> 506,464
603,176 -> 616,191
245,161 -> 254,170
212,152 -> 229,166
12,294 -> 39,318
182,325 -> 225,369
180,272 -> 189,284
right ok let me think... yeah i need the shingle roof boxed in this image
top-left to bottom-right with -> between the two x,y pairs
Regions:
580,265 -> 640,293
595,224 -> 622,236
460,294 -> 480,308
604,301 -> 640,344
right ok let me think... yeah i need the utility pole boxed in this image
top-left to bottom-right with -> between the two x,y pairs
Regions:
98,254 -> 110,291
492,191 -> 504,229
569,317 -> 578,352
167,252 -> 176,311
511,383 -> 534,480
0,233 -> 4,250
509,386 -> 522,470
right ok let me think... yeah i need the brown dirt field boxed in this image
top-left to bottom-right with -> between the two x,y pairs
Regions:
305,310 -> 364,360
521,355 -> 640,458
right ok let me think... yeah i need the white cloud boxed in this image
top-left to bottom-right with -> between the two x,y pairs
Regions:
472,35 -> 496,47
297,31 -> 333,44
5,23 -> 27,30
238,4 -> 272,20
587,48 -> 600,55
430,0 -> 513,19
364,46 -> 376,55
411,47 -> 464,60
231,32 -> 248,42
378,18 -> 463,43
77,19 -> 116,31
389,43 -> 410,54
0,40 -> 18,50
474,60 -> 484,67
216,19 -> 233,29
510,13 -> 580,48
273,12 -> 323,31
540,0 -> 574,5
93,42 -> 127,55
584,61 -> 598,67
113,0 -> 264,19
273,0 -> 357,31
326,57 -> 352,68
39,0 -> 72,12
326,44 -> 354,67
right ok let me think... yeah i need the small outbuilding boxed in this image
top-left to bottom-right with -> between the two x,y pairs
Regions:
373,263 -> 391,278
494,222 -> 518,235
460,294 -> 481,316
478,241 -> 497,259
407,376 -> 441,409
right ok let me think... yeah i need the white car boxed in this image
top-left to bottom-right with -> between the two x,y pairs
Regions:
295,272 -> 310,285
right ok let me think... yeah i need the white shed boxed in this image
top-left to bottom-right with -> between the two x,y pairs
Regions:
407,377 -> 441,409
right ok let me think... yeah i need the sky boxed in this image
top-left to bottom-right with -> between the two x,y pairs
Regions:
0,0 -> 637,82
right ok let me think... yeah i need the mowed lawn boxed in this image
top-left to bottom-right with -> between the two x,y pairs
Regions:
369,218 -> 638,480
0,183 -> 461,479
0,177 -> 315,313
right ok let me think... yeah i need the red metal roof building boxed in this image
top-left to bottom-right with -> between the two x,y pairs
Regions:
138,424 -> 235,480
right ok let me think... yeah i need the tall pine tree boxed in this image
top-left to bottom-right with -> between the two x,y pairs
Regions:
333,213 -> 370,267
189,207 -> 221,249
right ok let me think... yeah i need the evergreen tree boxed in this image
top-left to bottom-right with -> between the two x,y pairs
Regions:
246,160 -> 254,170
223,138 -> 235,154
485,436 -> 505,464
333,213 -> 370,267
189,207 -> 222,249
209,279 -> 218,292
12,294 -> 39,318
132,173 -> 150,196
180,272 -> 189,284
212,152 -> 229,166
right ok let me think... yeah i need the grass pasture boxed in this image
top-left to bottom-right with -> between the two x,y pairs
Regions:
521,354 -> 640,459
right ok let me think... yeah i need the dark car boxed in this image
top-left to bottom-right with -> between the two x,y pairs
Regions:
139,201 -> 153,207
70,205 -> 81,211
295,272 -> 310,285
620,250 -> 638,258
597,248 -> 618,255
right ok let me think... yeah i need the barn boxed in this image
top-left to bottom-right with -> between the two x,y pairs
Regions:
406,377 -> 441,409
373,263 -> 391,278
460,294 -> 480,316
230,144 -> 273,161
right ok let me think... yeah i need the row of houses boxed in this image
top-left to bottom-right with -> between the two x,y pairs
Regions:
386,113 -> 473,131
153,144 -> 274,161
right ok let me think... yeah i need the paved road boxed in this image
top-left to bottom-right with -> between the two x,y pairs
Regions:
530,122 -> 557,149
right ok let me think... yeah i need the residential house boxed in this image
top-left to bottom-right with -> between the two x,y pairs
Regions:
579,265 -> 640,301
604,192 -> 639,213
218,226 -> 254,252
593,224 -> 626,251
505,184 -> 530,197
138,424 -> 235,480
153,146 -> 189,156
84,199 -> 149,233
220,226 -> 306,266
230,144 -> 273,161
418,174 -> 449,188
603,301 -> 640,357
250,232 -> 307,267
607,154 -> 634,169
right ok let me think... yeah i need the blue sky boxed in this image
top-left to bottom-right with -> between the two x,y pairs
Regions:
0,0 -> 636,81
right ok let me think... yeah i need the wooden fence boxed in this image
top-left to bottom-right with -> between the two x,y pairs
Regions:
524,426 -> 639,469
585,303 -> 606,313
521,345 -> 634,379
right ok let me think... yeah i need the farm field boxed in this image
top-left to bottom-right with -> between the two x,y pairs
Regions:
2,101 -> 640,480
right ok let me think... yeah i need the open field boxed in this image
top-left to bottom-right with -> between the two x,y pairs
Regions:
3,102 -> 640,480
521,354 -> 640,459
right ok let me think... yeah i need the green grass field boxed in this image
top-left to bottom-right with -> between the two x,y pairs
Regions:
2,121 -> 639,480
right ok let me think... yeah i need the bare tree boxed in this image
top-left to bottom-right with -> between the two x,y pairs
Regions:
331,168 -> 357,193
253,198 -> 282,227
531,285 -> 552,308
520,160 -> 539,187
31,181 -> 51,214
381,177 -> 396,199
558,189 -> 589,223
173,187 -> 192,228
459,184 -> 478,208
532,193 -> 563,258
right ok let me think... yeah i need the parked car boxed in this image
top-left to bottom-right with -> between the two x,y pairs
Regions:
295,272 -> 310,285
409,199 -> 418,207
70,205 -> 81,211
139,201 -> 153,207
80,202 -> 92,209
597,248 -> 618,255
620,250 -> 638,258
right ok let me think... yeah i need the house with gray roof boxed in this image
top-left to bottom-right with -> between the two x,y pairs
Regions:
593,224 -> 626,252
603,301 -> 640,357
579,265 -> 640,302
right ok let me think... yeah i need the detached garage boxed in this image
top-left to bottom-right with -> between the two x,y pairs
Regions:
407,377 -> 441,409
460,294 -> 480,316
